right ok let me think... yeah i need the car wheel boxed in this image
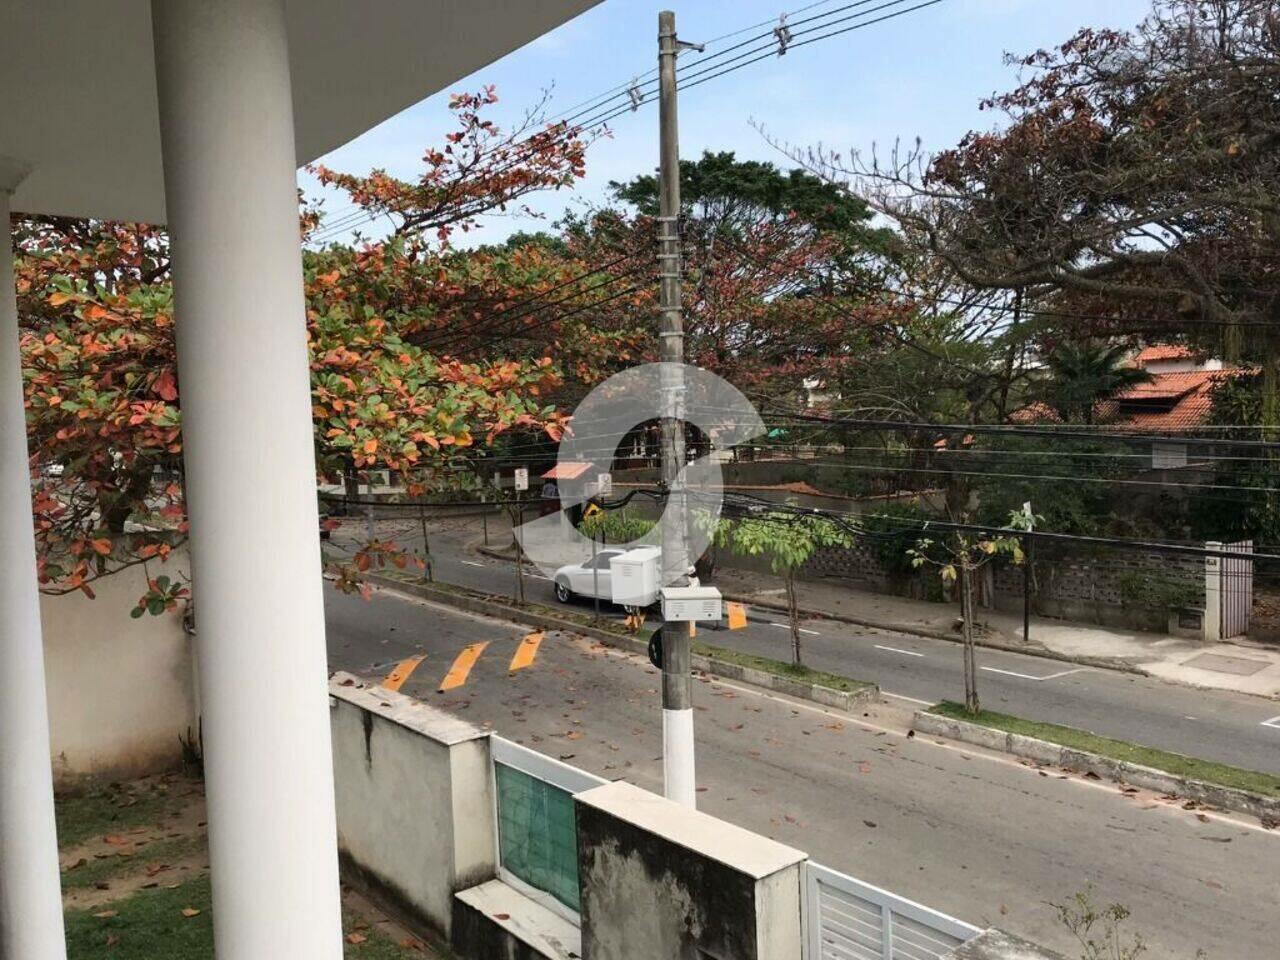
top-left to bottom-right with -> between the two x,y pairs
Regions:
554,580 -> 572,603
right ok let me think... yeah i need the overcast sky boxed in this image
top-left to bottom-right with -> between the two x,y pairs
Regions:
303,0 -> 1155,246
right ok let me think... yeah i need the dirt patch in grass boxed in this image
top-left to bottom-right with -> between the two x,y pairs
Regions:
60,779 -> 208,910
55,775 -> 198,849
929,701 -> 1280,799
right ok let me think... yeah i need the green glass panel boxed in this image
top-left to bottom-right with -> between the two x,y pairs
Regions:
495,763 -> 581,913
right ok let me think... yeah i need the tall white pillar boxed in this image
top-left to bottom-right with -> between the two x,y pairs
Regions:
0,185 -> 68,959
150,2 -> 343,956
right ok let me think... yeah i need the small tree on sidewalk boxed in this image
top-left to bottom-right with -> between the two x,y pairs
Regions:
716,512 -> 852,666
909,512 -> 1029,714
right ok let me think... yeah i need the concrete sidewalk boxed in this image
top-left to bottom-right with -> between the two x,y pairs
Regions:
713,567 -> 1280,700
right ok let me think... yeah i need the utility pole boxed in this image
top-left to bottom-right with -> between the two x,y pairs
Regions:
657,9 -> 697,807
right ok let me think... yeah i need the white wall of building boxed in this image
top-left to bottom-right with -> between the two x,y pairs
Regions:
41,547 -> 196,786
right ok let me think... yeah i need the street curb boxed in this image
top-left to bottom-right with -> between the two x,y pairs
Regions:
910,710 -> 1280,823
364,572 -> 878,713
720,592 -> 1147,677
688,652 -> 879,712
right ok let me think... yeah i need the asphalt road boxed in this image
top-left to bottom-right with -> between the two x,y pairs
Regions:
323,584 -> 1280,959
358,525 -> 1280,777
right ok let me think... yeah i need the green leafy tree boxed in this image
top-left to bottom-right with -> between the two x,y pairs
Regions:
910,512 -> 1028,714
1042,341 -> 1153,424
716,512 -> 852,665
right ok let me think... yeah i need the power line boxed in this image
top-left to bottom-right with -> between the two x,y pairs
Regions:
309,0 -> 951,246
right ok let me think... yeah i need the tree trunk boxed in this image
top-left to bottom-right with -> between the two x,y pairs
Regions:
418,504 -> 432,582
786,572 -> 802,666
103,466 -> 157,533
960,564 -> 980,714
512,503 -> 525,605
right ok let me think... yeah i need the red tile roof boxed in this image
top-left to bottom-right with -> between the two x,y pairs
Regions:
1135,345 -> 1194,364
1105,370 -> 1225,430
541,461 -> 592,480
1012,368 -> 1242,431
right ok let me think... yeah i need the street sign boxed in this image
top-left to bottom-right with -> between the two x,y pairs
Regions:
597,472 -> 612,496
514,468 -> 528,491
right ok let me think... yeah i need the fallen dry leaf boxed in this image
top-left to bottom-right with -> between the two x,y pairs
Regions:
345,933 -> 367,944
93,910 -> 118,920
181,907 -> 201,918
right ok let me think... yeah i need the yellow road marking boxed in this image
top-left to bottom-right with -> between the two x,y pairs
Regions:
439,642 -> 490,691
381,655 -> 425,692
727,602 -> 748,630
508,632 -> 545,672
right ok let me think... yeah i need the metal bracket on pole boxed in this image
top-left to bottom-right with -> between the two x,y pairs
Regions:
774,15 -> 793,55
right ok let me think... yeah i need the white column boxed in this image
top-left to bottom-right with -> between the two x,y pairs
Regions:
1204,541 -> 1222,643
0,186 -> 68,959
150,2 -> 343,957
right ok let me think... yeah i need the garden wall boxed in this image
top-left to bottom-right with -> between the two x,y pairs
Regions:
42,547 -> 197,786
723,539 -> 1208,634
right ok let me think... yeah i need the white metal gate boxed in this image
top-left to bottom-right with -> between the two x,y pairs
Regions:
1220,540 -> 1253,640
803,862 -> 980,960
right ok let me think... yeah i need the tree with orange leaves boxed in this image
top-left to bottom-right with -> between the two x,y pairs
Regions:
12,87 -> 587,607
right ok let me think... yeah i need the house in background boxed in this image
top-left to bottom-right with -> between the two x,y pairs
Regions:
1106,346 -> 1242,469
1017,344 -> 1246,469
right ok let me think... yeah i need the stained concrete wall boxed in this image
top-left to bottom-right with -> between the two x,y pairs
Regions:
41,547 -> 196,786
575,781 -> 805,960
329,673 -> 496,941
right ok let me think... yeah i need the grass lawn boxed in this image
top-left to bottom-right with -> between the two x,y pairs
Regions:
64,875 -> 425,959
929,701 -> 1280,799
62,835 -> 206,891
56,780 -> 189,849
65,874 -> 214,959
58,783 -> 438,959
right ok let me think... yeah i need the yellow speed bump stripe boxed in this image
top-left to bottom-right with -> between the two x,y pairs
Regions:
727,602 -> 748,630
381,655 -> 425,692
508,632 -> 544,672
439,642 -> 490,692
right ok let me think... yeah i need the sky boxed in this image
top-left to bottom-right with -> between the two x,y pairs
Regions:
303,0 -> 1155,247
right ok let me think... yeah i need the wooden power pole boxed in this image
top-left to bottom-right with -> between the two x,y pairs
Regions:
657,8 -> 697,807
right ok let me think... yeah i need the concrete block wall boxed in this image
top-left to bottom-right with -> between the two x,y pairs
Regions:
576,781 -> 805,960
329,673 -> 496,941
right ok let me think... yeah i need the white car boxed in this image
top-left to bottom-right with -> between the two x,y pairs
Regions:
553,549 -> 625,604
